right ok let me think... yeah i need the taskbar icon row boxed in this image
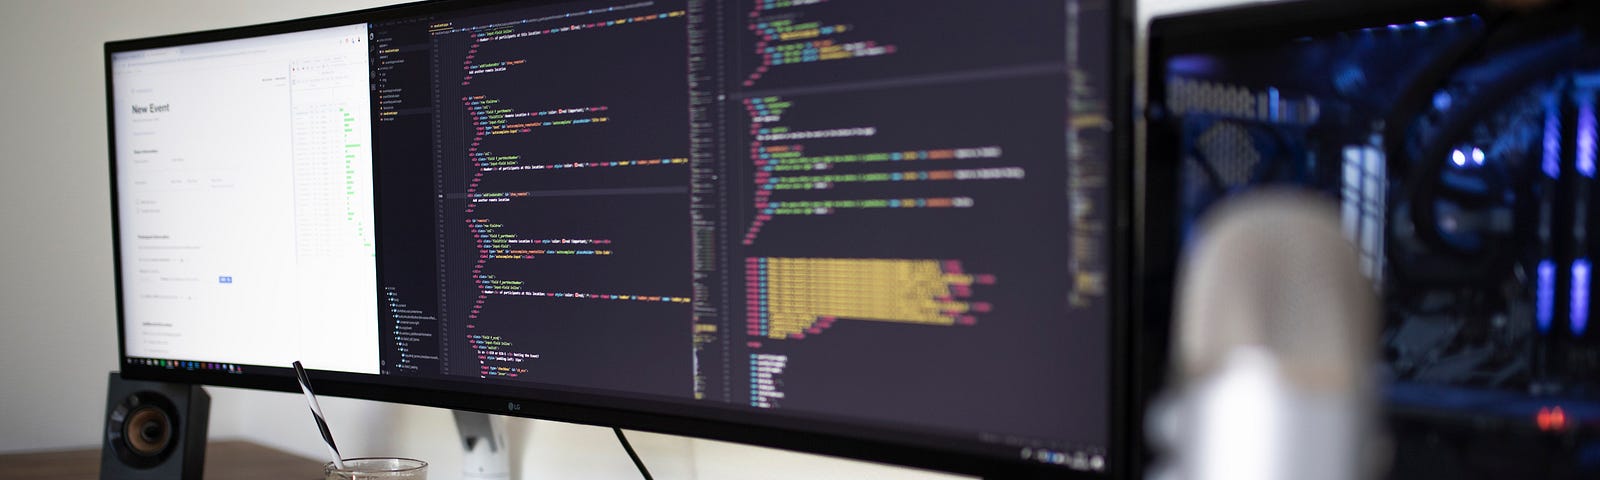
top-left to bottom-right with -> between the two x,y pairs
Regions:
128,357 -> 244,374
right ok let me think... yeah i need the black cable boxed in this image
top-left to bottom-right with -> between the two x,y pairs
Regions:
613,427 -> 655,480
1406,32 -> 1583,255
1376,5 -> 1589,290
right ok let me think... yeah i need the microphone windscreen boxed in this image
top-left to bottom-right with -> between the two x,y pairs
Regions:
1175,189 -> 1378,393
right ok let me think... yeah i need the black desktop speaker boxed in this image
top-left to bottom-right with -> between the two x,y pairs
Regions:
101,372 -> 210,480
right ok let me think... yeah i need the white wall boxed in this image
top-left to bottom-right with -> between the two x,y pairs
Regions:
0,0 -> 1257,478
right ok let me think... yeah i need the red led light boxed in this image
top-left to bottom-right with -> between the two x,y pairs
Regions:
1537,406 -> 1568,432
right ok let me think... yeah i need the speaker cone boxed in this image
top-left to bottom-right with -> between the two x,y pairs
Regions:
107,391 -> 180,468
124,406 -> 172,456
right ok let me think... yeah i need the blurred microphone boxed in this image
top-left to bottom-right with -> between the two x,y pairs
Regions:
1149,189 -> 1383,480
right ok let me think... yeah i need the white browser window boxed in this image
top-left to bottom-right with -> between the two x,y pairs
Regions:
112,24 -> 378,374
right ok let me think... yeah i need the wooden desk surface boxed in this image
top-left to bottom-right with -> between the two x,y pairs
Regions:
0,440 -> 324,480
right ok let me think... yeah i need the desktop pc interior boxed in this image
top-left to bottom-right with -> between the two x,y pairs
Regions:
96,0 -> 1600,478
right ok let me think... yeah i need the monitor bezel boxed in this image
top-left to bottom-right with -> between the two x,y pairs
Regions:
105,0 -> 1135,477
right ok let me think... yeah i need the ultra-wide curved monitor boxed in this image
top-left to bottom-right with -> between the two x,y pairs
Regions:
106,0 -> 1131,476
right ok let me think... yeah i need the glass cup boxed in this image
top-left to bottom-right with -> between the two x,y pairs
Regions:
323,457 -> 428,480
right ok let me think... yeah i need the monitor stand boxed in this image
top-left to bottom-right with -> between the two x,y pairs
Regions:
453,411 -> 511,480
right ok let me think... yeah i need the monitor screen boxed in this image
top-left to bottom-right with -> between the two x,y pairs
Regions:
111,24 -> 380,374
108,0 -> 1128,475
1147,0 -> 1600,476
